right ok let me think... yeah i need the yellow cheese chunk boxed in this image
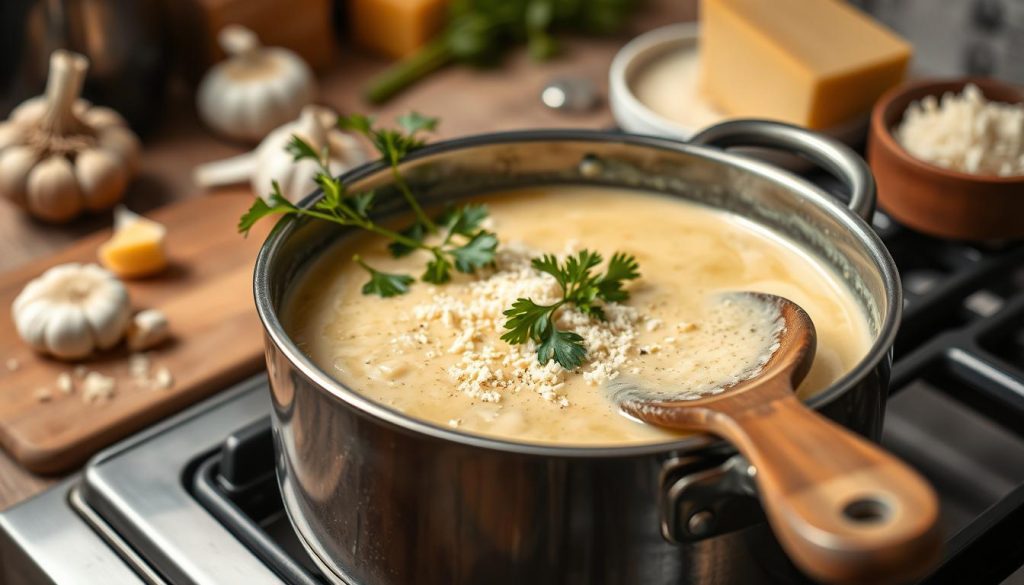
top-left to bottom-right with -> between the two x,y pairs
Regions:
98,207 -> 168,279
700,0 -> 911,129
350,0 -> 448,59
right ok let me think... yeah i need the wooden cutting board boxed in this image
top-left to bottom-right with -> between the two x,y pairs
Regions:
0,191 -> 271,474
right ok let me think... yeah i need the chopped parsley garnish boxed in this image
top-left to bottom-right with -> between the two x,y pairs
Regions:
239,112 -> 642,371
501,250 -> 640,369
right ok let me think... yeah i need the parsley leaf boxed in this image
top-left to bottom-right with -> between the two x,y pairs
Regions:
537,328 -> 587,370
238,184 -> 297,236
501,299 -> 557,345
441,203 -> 489,238
398,111 -> 439,135
451,231 -> 498,273
388,222 -> 427,258
597,252 -> 641,302
422,252 -> 453,284
355,256 -> 414,298
501,249 -> 640,370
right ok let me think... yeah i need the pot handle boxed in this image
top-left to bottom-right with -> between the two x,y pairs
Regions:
690,120 -> 876,222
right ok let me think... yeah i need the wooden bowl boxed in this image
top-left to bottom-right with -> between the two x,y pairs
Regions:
867,78 -> 1024,240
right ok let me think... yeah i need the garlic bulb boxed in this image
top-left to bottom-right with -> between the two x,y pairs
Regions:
193,105 -> 366,203
12,263 -> 131,360
0,51 -> 140,223
198,25 -> 317,143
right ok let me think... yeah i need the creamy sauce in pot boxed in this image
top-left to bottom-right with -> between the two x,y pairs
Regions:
285,187 -> 872,446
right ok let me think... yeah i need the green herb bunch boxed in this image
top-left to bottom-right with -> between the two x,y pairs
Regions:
501,250 -> 640,369
366,0 -> 640,103
238,112 -> 497,297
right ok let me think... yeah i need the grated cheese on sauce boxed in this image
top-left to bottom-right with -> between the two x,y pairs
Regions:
409,244 -> 642,407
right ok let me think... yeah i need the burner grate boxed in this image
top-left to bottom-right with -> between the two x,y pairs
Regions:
191,419 -> 326,585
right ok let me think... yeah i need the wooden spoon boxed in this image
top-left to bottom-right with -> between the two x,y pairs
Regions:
616,293 -> 941,585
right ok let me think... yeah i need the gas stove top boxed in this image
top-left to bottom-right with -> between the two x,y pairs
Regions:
3,202 -> 1024,584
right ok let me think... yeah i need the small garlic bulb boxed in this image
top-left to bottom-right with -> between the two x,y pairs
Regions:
198,25 -> 317,142
0,51 -> 140,223
12,263 -> 131,360
193,106 -> 366,203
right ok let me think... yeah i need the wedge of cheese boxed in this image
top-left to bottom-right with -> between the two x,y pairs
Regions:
98,206 -> 168,278
350,0 -> 448,59
700,0 -> 911,129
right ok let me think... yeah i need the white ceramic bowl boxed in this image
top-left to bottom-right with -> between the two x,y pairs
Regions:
610,23 -> 707,141
609,23 -> 869,148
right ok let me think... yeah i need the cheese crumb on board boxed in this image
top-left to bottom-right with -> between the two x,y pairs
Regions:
82,372 -> 116,403
896,83 -> 1024,177
98,206 -> 168,278
128,353 -> 175,390
412,244 -> 641,406
6,358 -> 19,372
34,388 -> 52,402
56,372 -> 75,395
153,367 -> 174,390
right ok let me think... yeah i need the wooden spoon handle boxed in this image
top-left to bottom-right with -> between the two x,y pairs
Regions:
711,393 -> 941,584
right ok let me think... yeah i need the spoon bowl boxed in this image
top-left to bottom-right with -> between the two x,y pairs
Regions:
617,292 -> 940,585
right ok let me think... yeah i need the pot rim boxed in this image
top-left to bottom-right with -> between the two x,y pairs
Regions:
253,128 -> 902,458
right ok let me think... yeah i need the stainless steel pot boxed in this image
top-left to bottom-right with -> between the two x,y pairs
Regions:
254,120 -> 902,585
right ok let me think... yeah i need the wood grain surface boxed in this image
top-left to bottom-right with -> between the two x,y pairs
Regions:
0,0 -> 690,509
0,191 -> 270,474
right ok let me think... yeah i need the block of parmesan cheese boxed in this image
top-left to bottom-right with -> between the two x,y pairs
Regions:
700,0 -> 912,129
350,0 -> 449,59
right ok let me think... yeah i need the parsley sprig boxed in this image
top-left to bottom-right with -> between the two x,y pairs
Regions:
501,250 -> 640,369
238,113 -> 498,295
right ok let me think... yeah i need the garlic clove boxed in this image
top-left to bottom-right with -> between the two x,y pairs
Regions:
82,290 -> 131,349
77,264 -> 131,349
44,303 -> 94,360
96,125 -> 141,173
80,106 -> 128,131
327,132 -> 369,169
9,97 -> 47,125
0,122 -> 25,151
12,297 -> 54,353
126,309 -> 170,351
26,155 -> 83,223
0,146 -> 39,207
292,106 -> 330,152
76,149 -> 129,211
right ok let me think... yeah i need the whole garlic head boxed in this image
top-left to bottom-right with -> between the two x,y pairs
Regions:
12,263 -> 131,360
0,51 -> 141,223
198,25 -> 317,143
193,106 -> 366,203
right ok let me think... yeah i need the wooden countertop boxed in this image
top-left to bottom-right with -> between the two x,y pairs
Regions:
0,1 -> 691,511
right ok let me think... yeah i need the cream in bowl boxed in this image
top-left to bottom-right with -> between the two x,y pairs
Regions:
285,186 -> 872,446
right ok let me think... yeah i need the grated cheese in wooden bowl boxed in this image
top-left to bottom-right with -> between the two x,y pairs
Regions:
895,83 -> 1024,176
